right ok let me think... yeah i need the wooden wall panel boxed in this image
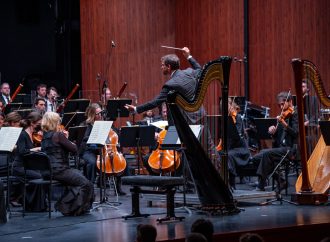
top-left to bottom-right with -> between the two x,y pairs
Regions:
80,0 -> 330,120
80,0 -> 176,121
175,0 -> 245,114
249,0 -> 330,115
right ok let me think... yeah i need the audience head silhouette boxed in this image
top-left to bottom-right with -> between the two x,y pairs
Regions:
136,224 -> 157,242
191,219 -> 214,242
186,233 -> 207,242
239,232 -> 264,242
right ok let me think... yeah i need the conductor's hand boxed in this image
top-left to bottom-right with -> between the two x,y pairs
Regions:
182,47 -> 190,59
125,104 -> 136,113
268,125 -> 276,135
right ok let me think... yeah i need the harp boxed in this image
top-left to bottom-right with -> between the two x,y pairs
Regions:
167,56 -> 239,212
291,59 -> 330,204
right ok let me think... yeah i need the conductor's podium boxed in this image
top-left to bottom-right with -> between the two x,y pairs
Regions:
121,175 -> 185,223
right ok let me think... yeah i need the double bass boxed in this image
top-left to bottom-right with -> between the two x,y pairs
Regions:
148,129 -> 180,173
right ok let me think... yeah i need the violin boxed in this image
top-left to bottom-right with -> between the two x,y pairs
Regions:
148,129 -> 181,173
279,106 -> 294,121
96,129 -> 127,175
32,132 -> 43,146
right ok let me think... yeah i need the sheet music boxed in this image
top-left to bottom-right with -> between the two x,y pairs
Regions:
0,127 -> 23,152
177,125 -> 202,144
163,125 -> 203,146
86,121 -> 113,146
150,120 -> 168,130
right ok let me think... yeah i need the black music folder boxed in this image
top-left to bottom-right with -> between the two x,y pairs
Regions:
120,125 -> 156,148
63,99 -> 90,113
254,118 -> 277,139
319,120 -> 330,145
62,112 -> 86,128
161,125 -> 202,149
106,99 -> 132,121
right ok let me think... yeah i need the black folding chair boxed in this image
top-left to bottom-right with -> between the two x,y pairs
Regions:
22,152 -> 60,218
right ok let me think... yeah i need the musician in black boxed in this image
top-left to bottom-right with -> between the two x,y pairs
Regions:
252,91 -> 298,191
79,103 -> 127,195
225,99 -> 251,189
11,112 -> 45,210
32,98 -> 46,116
41,112 -> 94,215
0,82 -> 11,107
79,103 -> 103,184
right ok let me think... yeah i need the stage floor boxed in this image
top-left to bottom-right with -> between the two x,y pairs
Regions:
1,182 -> 329,242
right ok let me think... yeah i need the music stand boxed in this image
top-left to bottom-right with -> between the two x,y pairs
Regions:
63,99 -> 90,113
1,103 -> 22,115
62,112 -> 86,128
254,118 -> 277,140
86,121 -> 119,210
120,126 -> 156,174
161,125 -> 202,214
16,109 -> 33,119
106,99 -> 132,121
68,125 -> 87,169
319,120 -> 330,145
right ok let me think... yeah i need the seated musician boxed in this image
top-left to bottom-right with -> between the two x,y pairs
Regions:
3,111 -> 21,127
46,87 -> 59,112
32,97 -> 46,116
224,98 -> 251,189
11,112 -> 45,210
79,103 -> 103,184
79,103 -> 126,195
252,91 -> 298,191
35,83 -> 47,102
0,83 -> 11,107
41,112 -> 94,215
101,87 -> 112,106
302,79 -> 319,157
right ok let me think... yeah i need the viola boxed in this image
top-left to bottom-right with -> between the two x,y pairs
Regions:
148,130 -> 181,173
96,129 -> 127,175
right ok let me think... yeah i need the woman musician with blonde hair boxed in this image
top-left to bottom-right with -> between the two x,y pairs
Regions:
41,112 -> 94,216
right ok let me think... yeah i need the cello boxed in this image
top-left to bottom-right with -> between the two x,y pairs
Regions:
96,129 -> 127,176
148,129 -> 180,174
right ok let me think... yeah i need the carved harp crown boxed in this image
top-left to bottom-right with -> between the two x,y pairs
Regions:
170,56 -> 231,112
296,59 -> 330,107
